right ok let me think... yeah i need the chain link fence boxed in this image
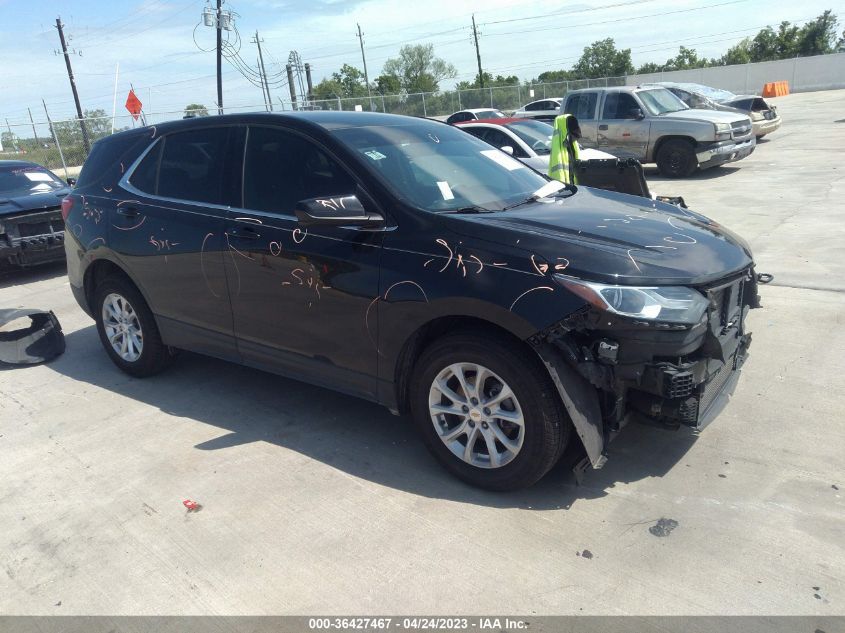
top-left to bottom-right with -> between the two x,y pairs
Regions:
1,76 -> 627,177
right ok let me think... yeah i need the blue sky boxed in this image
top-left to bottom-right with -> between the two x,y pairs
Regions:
1,0 -> 841,124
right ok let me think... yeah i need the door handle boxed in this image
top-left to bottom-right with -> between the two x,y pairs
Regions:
598,124 -> 609,131
227,227 -> 260,240
117,206 -> 139,218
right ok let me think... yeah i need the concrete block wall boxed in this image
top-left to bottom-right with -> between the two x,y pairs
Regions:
626,53 -> 845,95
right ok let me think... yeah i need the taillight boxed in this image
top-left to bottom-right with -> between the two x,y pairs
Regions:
61,197 -> 73,221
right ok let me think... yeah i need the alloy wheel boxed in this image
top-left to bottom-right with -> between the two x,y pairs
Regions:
428,362 -> 525,469
102,292 -> 143,362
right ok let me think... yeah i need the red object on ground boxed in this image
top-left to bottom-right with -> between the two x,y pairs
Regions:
125,90 -> 143,120
182,499 -> 201,512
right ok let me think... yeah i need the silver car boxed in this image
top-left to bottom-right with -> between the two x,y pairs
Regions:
511,98 -> 562,121
455,118 -> 613,172
651,82 -> 782,139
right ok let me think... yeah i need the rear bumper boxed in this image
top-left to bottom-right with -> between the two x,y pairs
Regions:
0,210 -> 66,266
753,116 -> 781,136
697,138 -> 755,169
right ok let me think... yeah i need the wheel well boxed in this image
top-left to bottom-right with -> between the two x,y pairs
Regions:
83,260 -> 133,313
393,316 -> 536,415
653,135 -> 697,160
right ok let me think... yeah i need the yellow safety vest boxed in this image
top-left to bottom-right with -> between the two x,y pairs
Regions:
548,114 -> 581,185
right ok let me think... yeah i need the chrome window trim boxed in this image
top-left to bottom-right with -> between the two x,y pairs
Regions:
118,128 -> 234,213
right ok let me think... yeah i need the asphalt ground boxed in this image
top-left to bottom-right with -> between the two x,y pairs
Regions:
0,89 -> 843,616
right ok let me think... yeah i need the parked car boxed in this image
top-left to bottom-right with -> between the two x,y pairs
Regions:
650,82 -> 782,139
445,108 -> 506,124
65,112 -> 765,490
511,98 -> 562,121
560,86 -> 755,177
0,160 -> 71,266
455,117 -> 614,172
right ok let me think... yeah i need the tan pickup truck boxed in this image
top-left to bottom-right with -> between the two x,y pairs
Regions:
561,86 -> 755,178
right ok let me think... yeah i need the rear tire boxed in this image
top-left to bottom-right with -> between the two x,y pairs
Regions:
410,333 -> 570,491
656,139 -> 697,178
94,275 -> 172,377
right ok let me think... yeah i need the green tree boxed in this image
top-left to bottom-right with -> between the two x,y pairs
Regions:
373,73 -> 401,95
184,103 -> 209,117
662,46 -> 710,71
796,10 -> 839,55
457,72 -> 520,90
571,38 -> 634,79
53,108 -> 111,147
313,64 -> 371,101
380,44 -> 456,94
718,38 -> 753,65
532,69 -> 572,83
635,61 -> 664,74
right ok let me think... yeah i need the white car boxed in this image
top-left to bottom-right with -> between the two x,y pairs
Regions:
455,118 -> 613,172
445,108 -> 506,125
511,98 -> 562,121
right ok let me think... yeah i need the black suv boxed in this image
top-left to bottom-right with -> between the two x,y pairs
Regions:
64,112 -> 763,490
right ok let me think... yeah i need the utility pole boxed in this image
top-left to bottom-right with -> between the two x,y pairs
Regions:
356,23 -> 374,111
286,64 -> 298,110
55,17 -> 90,153
253,31 -> 273,112
472,14 -> 484,89
28,108 -> 41,146
216,0 -> 223,114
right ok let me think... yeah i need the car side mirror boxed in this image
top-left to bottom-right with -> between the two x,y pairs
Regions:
632,108 -> 645,120
501,146 -> 515,156
66,178 -> 76,187
294,194 -> 383,228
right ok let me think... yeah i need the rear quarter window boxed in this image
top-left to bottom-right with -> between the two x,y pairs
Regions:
76,133 -> 148,189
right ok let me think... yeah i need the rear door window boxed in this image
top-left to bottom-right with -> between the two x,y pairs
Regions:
156,127 -> 230,205
565,93 -> 598,120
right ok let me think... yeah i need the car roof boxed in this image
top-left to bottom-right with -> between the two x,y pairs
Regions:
102,111 -> 448,143
456,117 -> 522,126
0,160 -> 42,168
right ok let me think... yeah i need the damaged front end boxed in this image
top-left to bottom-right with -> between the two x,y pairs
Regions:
0,208 -> 66,266
530,268 -> 768,470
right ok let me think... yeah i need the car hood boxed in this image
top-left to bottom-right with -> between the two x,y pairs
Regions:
439,186 -> 753,286
659,109 -> 749,124
0,188 -> 70,217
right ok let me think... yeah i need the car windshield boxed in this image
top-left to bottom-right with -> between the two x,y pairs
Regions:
506,120 -> 554,155
638,88 -> 689,115
333,122 -> 552,212
0,165 -> 65,196
477,110 -> 505,118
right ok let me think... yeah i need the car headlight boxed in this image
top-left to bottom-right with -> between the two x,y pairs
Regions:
715,122 -> 732,141
555,275 -> 709,325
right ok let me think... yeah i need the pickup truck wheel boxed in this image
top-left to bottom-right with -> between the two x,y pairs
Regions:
410,333 -> 569,490
94,275 -> 172,378
656,139 -> 697,178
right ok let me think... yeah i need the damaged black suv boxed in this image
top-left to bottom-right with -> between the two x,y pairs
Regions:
64,112 -> 764,490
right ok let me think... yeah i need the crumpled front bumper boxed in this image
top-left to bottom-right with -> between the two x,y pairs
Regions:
0,209 -> 66,266
533,269 -> 763,469
697,138 -> 755,169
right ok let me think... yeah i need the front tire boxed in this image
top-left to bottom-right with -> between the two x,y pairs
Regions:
94,275 -> 172,377
410,333 -> 570,491
656,139 -> 697,178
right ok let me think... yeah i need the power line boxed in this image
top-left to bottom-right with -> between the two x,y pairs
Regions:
480,0 -> 752,39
